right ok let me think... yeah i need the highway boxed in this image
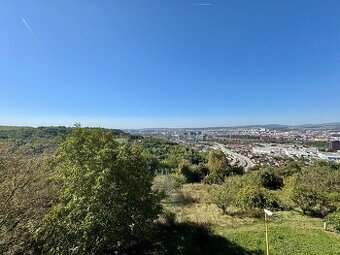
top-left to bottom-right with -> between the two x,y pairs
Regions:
213,143 -> 255,171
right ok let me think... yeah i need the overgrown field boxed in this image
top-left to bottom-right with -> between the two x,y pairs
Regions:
165,184 -> 340,255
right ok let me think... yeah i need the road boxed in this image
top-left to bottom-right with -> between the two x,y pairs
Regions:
213,143 -> 255,171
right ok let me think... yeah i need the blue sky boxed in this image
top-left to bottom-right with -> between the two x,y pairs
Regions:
1,0 -> 340,128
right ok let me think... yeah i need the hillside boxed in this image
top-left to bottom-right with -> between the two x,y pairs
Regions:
0,127 -> 339,254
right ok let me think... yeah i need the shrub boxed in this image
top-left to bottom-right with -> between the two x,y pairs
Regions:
178,161 -> 203,183
293,187 -> 336,217
204,150 -> 231,184
326,211 -> 340,232
210,173 -> 283,215
236,187 -> 283,211
153,173 -> 185,197
292,163 -> 340,217
260,170 -> 284,190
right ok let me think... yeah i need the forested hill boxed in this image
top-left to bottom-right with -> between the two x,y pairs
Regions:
0,126 -> 126,155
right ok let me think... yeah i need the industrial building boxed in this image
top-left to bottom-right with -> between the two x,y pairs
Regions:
318,152 -> 340,162
329,140 -> 340,152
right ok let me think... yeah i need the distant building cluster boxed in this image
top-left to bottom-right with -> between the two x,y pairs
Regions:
252,145 -> 318,158
126,125 -> 340,165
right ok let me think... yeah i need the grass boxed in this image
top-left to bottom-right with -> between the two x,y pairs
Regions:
165,183 -> 340,255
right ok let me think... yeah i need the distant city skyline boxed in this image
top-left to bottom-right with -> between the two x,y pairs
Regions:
1,1 -> 340,128
1,116 -> 340,129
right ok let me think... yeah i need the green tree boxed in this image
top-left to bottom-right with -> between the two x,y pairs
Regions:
0,154 -> 51,255
205,150 -> 231,184
261,170 -> 284,190
34,128 -> 161,254
292,187 -> 335,217
210,171 -> 283,215
292,162 -> 340,217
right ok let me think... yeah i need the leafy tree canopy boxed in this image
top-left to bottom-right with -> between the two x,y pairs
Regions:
34,128 -> 161,254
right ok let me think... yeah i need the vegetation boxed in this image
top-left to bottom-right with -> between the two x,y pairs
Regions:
163,184 -> 340,255
0,154 -> 51,254
137,137 -> 208,175
33,128 -> 161,254
326,211 -> 340,233
210,161 -> 339,218
0,126 -> 125,156
292,162 -> 340,217
0,126 -> 339,254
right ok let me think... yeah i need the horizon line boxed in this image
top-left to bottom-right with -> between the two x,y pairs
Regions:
1,121 -> 340,130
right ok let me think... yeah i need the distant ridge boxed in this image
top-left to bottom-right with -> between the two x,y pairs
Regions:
1,122 -> 340,131
125,122 -> 340,131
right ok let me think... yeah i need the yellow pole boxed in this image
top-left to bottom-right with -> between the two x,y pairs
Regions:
265,213 -> 270,255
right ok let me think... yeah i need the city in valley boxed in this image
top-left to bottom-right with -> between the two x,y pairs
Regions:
2,1 -> 340,254
127,123 -> 340,168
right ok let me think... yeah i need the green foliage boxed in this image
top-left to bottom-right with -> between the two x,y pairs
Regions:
0,126 -> 124,156
276,160 -> 305,177
153,173 -> 186,198
276,175 -> 297,210
1,126 -> 339,254
292,162 -> 340,217
211,161 -> 340,218
139,137 -> 208,177
293,187 -> 336,217
0,126 -> 71,155
206,150 -> 229,173
304,140 -> 329,151
326,211 -> 340,232
177,160 -> 208,183
260,169 -> 284,190
0,155 -> 51,255
204,150 -> 232,184
210,172 -> 283,214
217,211 -> 340,255
34,128 -> 161,254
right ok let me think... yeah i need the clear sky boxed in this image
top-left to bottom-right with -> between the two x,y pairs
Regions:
1,0 -> 340,128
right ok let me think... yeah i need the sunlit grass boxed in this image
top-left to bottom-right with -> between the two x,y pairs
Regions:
166,184 -> 340,255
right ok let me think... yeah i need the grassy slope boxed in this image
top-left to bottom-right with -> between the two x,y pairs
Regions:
167,184 -> 340,255
215,211 -> 340,255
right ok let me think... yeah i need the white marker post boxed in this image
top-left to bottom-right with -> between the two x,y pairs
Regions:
264,209 -> 273,255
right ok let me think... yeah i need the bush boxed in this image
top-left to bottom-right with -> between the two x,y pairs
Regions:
277,161 -> 304,177
326,211 -> 340,232
235,186 -> 266,210
261,170 -> 284,190
293,187 -> 336,217
204,150 -> 231,184
236,187 -> 283,211
209,175 -> 244,213
276,175 -> 296,210
210,173 -> 283,215
153,173 -> 185,197
292,163 -> 340,217
178,161 -> 203,183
